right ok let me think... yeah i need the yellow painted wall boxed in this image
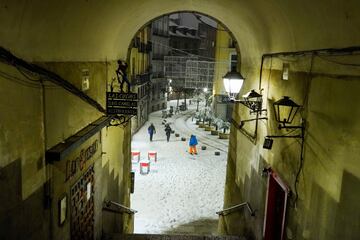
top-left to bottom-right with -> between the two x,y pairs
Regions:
220,54 -> 360,239
0,0 -> 359,239
213,25 -> 236,95
0,60 -> 132,238
0,61 -> 45,200
41,61 -> 132,236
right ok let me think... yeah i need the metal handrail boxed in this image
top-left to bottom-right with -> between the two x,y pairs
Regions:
216,202 -> 255,217
103,200 -> 138,215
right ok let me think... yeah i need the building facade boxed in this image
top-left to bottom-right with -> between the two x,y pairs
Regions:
129,26 -> 152,133
167,13 -> 216,103
212,24 -> 237,121
149,16 -> 169,112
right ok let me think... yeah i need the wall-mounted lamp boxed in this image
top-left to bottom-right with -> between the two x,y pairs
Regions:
237,89 -> 267,115
264,96 -> 305,149
223,68 -> 245,100
223,69 -> 267,131
273,96 -> 302,130
222,69 -> 266,114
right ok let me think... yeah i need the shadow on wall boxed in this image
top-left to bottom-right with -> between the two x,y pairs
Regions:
304,170 -> 360,239
0,159 -> 49,240
101,161 -> 123,235
243,157 -> 269,240
218,156 -> 245,237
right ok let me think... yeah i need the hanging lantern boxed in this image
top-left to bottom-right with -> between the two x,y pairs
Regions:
241,90 -> 263,111
273,96 -> 301,124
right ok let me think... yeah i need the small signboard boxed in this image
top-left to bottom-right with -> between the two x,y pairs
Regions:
106,92 -> 138,116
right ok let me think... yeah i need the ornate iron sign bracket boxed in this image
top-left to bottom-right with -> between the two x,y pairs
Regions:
106,60 -> 138,126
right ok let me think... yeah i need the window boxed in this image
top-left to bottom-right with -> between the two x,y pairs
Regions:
229,53 -> 237,70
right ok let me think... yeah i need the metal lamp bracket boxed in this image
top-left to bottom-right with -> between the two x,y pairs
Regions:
239,117 -> 268,129
266,121 -> 305,140
108,115 -> 133,127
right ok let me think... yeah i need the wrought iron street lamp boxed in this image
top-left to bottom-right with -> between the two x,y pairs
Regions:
264,96 -> 305,149
241,89 -> 264,113
273,96 -> 300,126
222,69 -> 267,130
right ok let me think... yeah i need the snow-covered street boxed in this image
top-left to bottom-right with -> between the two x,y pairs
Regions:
131,101 -> 229,234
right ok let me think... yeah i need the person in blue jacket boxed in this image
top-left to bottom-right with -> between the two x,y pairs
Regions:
148,123 -> 156,141
189,135 -> 198,155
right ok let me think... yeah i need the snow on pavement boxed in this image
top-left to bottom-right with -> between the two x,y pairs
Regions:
131,101 -> 229,234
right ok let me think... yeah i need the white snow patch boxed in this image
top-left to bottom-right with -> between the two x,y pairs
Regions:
130,100 -> 229,234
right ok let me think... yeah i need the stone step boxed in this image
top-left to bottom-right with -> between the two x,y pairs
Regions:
109,234 -> 245,240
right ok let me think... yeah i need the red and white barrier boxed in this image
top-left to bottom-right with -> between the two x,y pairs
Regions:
140,160 -> 150,175
148,151 -> 157,162
131,150 -> 140,163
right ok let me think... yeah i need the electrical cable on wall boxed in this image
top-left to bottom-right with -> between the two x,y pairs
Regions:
315,54 -> 360,67
0,47 -> 106,114
0,69 -> 41,89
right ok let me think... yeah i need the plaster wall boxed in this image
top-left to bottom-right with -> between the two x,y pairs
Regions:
0,61 -> 48,239
0,0 -> 360,239
0,0 -> 359,64
220,54 -> 360,239
39,62 -> 105,148
42,61 -> 133,236
0,60 -> 132,239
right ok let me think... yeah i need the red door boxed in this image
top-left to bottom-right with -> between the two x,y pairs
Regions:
263,171 -> 289,240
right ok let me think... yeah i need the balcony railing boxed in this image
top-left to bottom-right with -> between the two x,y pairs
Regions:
152,71 -> 164,78
132,73 -> 151,85
152,29 -> 169,37
152,54 -> 164,60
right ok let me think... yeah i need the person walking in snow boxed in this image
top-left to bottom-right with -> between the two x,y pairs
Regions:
189,135 -> 198,155
164,124 -> 172,142
148,123 -> 156,142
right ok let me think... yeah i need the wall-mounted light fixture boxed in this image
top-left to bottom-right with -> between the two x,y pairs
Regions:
273,96 -> 302,130
264,96 -> 305,149
223,67 -> 245,100
222,69 -> 266,113
223,69 -> 267,130
239,89 -> 268,114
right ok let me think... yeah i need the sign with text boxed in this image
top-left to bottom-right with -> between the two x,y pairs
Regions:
106,92 -> 138,116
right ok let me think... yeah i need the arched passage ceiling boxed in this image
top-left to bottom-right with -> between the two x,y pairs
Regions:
0,0 -> 359,65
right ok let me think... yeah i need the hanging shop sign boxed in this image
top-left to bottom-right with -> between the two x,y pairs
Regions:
106,60 -> 138,116
106,92 -> 138,116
